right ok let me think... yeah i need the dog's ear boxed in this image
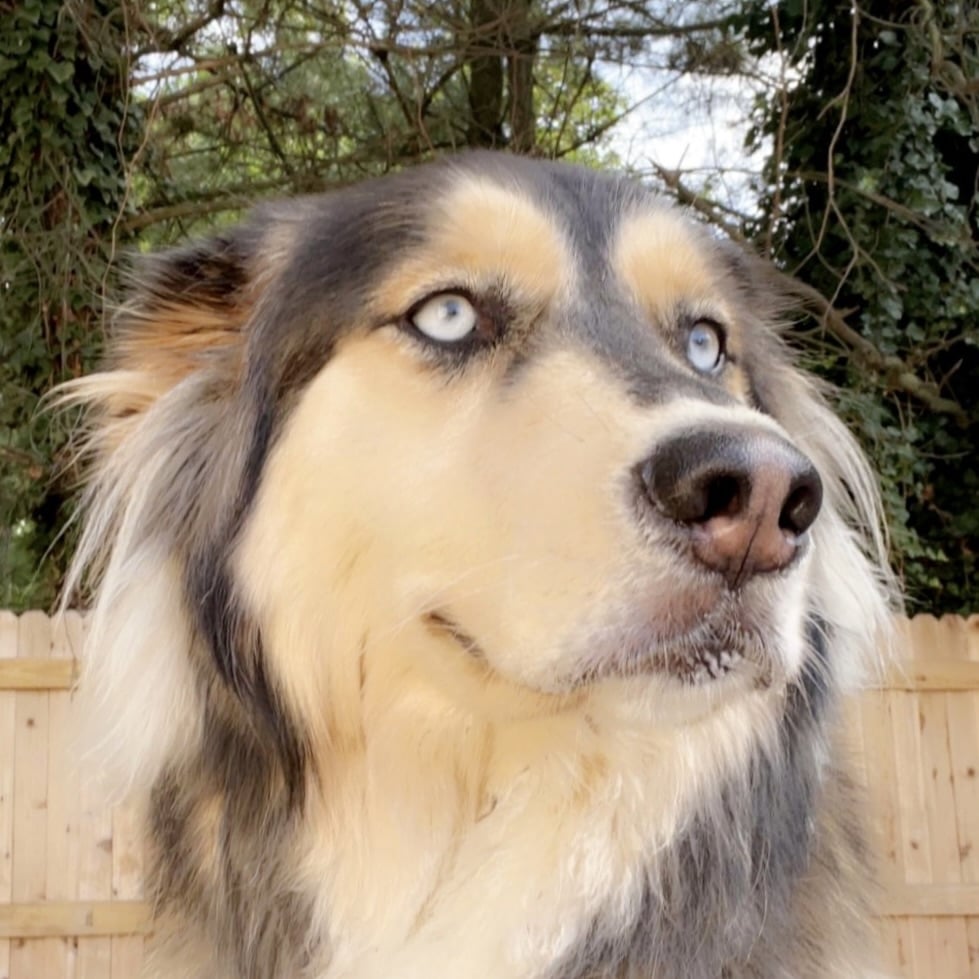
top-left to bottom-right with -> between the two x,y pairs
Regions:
104,230 -> 262,420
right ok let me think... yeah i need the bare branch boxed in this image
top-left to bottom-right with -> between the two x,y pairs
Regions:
137,0 -> 227,56
236,55 -> 294,176
0,444 -> 47,473
763,3 -> 790,259
649,164 -> 749,237
783,276 -> 969,425
135,55 -> 245,85
120,185 -> 289,232
546,15 -> 736,40
652,168 -> 968,425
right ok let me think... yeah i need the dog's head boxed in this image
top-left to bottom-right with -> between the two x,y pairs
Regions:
68,153 -> 891,791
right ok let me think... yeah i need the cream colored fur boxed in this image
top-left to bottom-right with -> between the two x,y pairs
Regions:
225,336 -> 888,978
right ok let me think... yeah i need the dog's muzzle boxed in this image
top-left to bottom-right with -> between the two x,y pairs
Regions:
639,425 -> 823,588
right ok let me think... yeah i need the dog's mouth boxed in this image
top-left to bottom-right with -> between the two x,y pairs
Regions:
626,609 -> 773,687
424,610 -> 487,661
424,599 -> 775,692
660,642 -> 742,684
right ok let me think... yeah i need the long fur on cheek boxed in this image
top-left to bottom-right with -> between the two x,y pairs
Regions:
58,372 -> 216,792
769,365 -> 898,691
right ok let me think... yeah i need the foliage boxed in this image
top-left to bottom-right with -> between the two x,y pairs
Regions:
0,0 -> 142,608
2,0 -> 976,612
741,0 -> 978,611
2,0 -> 729,608
128,0 -> 643,245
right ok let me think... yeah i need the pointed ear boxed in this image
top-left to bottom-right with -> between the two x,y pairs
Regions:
106,229 -> 260,418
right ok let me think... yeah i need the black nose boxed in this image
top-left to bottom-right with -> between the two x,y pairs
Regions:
639,427 -> 823,587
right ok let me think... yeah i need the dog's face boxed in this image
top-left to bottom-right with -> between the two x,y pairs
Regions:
125,154 -> 820,735
71,153 -> 892,978
76,154 -> 862,750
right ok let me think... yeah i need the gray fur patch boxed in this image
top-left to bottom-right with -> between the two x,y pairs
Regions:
550,618 -> 865,979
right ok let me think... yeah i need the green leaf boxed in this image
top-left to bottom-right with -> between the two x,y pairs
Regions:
45,59 -> 73,84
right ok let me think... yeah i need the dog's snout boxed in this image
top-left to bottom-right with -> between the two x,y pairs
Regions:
640,428 -> 823,587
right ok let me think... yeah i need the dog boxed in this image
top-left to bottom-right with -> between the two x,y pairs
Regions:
65,152 -> 894,978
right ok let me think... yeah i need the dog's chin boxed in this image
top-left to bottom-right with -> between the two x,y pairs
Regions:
572,607 -> 773,691
426,584 -> 793,708
564,587 -> 788,693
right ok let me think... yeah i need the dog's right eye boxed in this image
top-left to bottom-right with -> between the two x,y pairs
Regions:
685,320 -> 726,374
409,293 -> 479,344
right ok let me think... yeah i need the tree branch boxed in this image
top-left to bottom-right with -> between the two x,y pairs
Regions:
137,0 -> 226,56
653,167 -> 969,425
237,55 -> 294,176
0,444 -> 47,474
649,164 -> 749,237
546,15 -> 736,39
783,276 -> 969,424
120,186 -> 287,233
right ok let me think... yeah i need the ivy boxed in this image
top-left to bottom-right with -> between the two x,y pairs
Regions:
744,0 -> 979,611
3,0 -> 976,614
0,0 -> 141,608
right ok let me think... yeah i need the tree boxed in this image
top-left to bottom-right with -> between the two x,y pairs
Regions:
3,0 -> 976,611
126,0 -> 733,242
742,0 -> 978,611
0,0 -> 142,607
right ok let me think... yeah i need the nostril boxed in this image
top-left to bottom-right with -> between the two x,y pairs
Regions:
702,474 -> 744,523
778,470 -> 823,536
639,428 -> 824,582
641,452 -> 750,527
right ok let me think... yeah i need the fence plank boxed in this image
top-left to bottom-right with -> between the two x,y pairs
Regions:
110,800 -> 144,979
0,611 -> 977,978
7,652 -> 978,693
883,659 -> 979,691
967,617 -> 979,660
967,919 -> 979,974
889,684 -> 944,977
859,690 -> 901,881
920,689 -> 970,977
46,616 -> 83,979
75,607 -> 113,979
10,612 -> 53,979
0,902 -> 150,939
946,668 -> 979,886
0,659 -> 77,691
0,612 -> 18,979
877,884 -> 979,918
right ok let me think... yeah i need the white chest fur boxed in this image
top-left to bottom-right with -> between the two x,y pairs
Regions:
302,681 -> 781,979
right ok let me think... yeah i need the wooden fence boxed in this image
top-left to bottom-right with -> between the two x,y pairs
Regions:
0,611 -> 977,978
855,615 -> 979,978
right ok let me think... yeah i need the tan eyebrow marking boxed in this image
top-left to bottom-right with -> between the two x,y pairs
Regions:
613,209 -> 719,316
613,208 -> 753,400
372,174 -> 574,314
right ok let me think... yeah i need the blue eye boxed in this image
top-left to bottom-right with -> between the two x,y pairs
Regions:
686,321 -> 725,373
410,293 -> 478,343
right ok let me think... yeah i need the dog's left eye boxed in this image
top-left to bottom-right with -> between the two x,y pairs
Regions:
410,293 -> 479,344
686,320 -> 725,374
